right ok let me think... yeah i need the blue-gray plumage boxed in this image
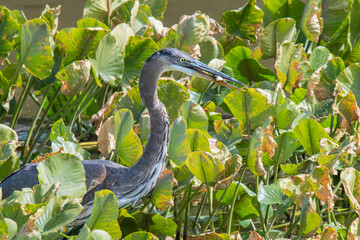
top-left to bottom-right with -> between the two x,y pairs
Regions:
0,48 -> 247,226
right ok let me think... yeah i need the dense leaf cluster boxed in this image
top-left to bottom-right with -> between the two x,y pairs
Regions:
0,0 -> 360,239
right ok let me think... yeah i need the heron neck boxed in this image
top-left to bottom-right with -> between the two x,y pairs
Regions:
130,61 -> 170,181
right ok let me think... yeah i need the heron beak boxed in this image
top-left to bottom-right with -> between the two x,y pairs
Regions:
186,61 -> 248,90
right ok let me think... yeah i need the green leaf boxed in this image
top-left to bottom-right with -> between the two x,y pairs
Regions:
21,19 -> 54,79
77,17 -> 110,30
272,132 -> 300,165
81,190 -> 122,239
186,129 -> 211,153
300,196 -> 323,235
167,116 -> 191,167
0,7 -> 19,58
140,0 -> 167,19
280,160 -> 314,175
114,109 -> 143,167
83,0 -> 128,24
199,36 -> 223,64
40,5 -> 61,36
77,227 -> 113,240
216,181 -> 248,205
225,46 -> 275,85
349,0 -> 360,48
35,196 -> 83,236
300,0 -> 323,43
151,173 -> 173,210
275,91 -> 299,129
110,23 -> 135,52
50,119 -> 75,142
309,46 -> 331,71
0,124 -> 18,143
218,35 -> 246,55
90,33 -> 124,87
213,118 -> 243,153
0,69 -> 20,113
290,88 -> 307,104
176,12 -> 209,46
0,214 -> 8,239
336,63 -> 360,107
179,101 -> 208,132
185,151 -> 224,185
0,202 -> 28,230
158,79 -> 189,122
4,218 -> 16,239
116,86 -> 145,122
220,0 -> 264,43
139,110 -> 150,145
123,231 -> 159,240
132,212 -> 177,236
214,155 -> 242,190
322,0 -> 350,41
37,153 -> 87,198
258,181 -> 285,205
55,60 -> 91,97
56,27 -> 108,66
298,96 -> 333,120
118,209 -> 139,237
293,118 -> 333,156
234,194 -> 259,220
263,0 -> 304,25
123,36 -> 158,88
130,4 -> 151,35
259,18 -> 297,59
51,137 -> 90,160
224,88 -> 275,130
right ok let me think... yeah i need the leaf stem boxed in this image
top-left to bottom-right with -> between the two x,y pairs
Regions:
22,87 -> 50,156
174,183 -> 204,222
201,186 -> 229,233
9,76 -> 34,128
227,167 -> 246,235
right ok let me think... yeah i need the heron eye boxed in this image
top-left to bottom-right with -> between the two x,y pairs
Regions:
179,58 -> 185,63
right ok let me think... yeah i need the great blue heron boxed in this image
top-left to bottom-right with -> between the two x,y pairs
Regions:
0,48 -> 247,226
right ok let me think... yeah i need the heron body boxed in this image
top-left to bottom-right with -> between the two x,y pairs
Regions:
0,48 -> 246,226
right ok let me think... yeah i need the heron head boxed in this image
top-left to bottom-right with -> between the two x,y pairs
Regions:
146,48 -> 247,90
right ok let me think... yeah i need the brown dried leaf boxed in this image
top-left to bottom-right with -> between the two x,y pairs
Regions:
188,44 -> 201,59
262,125 -> 277,158
17,208 -> 44,237
97,116 -> 115,158
309,166 -> 335,212
312,226 -> 337,240
279,174 -> 312,206
32,149 -> 63,163
229,231 -> 242,240
247,231 -> 264,240
347,217 -> 360,240
90,92 -> 121,135
333,91 -> 360,133
208,18 -> 224,35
